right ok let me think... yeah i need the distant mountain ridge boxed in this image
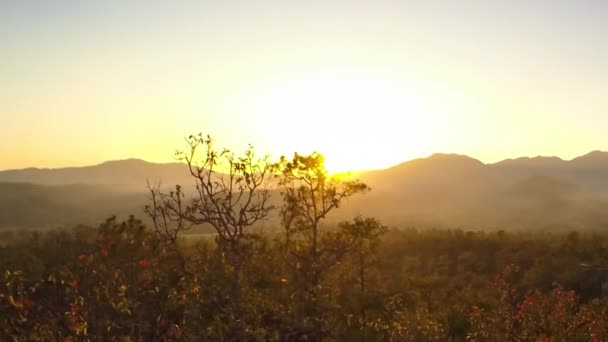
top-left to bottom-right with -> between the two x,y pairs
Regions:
3,151 -> 607,190
1,151 -> 608,230
0,158 -> 193,191
347,151 -> 608,230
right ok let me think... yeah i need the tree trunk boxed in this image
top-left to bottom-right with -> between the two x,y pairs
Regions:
311,223 -> 322,341
225,240 -> 246,341
232,259 -> 245,341
359,252 -> 367,326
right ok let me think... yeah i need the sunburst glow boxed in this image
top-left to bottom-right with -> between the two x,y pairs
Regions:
240,73 -> 438,173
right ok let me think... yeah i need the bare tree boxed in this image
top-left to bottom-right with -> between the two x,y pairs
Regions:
145,133 -> 275,339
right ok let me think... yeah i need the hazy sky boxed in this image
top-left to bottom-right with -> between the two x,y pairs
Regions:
2,1 -> 607,171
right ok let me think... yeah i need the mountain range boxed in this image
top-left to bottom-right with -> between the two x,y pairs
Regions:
0,159 -> 192,191
2,151 -> 608,231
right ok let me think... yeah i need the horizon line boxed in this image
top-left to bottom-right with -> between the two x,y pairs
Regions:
1,150 -> 606,174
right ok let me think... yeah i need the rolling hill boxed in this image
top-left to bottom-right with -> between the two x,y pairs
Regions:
0,182 -> 146,229
0,159 -> 193,191
1,152 -> 608,230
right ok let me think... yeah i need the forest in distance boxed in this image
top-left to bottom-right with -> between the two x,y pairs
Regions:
2,134 -> 608,341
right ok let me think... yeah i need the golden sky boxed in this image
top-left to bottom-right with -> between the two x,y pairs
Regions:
1,1 -> 607,172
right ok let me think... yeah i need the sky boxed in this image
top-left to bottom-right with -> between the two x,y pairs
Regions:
1,1 -> 607,172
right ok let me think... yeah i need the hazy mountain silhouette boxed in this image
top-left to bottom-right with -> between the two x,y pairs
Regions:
359,153 -> 485,192
344,151 -> 608,230
0,182 -> 145,229
0,159 -> 192,191
1,152 -> 608,230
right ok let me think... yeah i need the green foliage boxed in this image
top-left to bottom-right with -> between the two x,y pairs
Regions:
3,220 -> 608,340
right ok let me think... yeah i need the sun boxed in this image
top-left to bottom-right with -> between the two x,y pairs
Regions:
246,72 -> 432,173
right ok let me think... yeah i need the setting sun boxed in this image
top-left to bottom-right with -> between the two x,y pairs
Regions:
236,72 -> 437,173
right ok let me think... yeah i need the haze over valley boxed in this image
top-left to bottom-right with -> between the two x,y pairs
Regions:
3,151 -> 608,231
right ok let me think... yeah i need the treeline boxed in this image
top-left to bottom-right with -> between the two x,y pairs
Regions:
2,134 -> 608,341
